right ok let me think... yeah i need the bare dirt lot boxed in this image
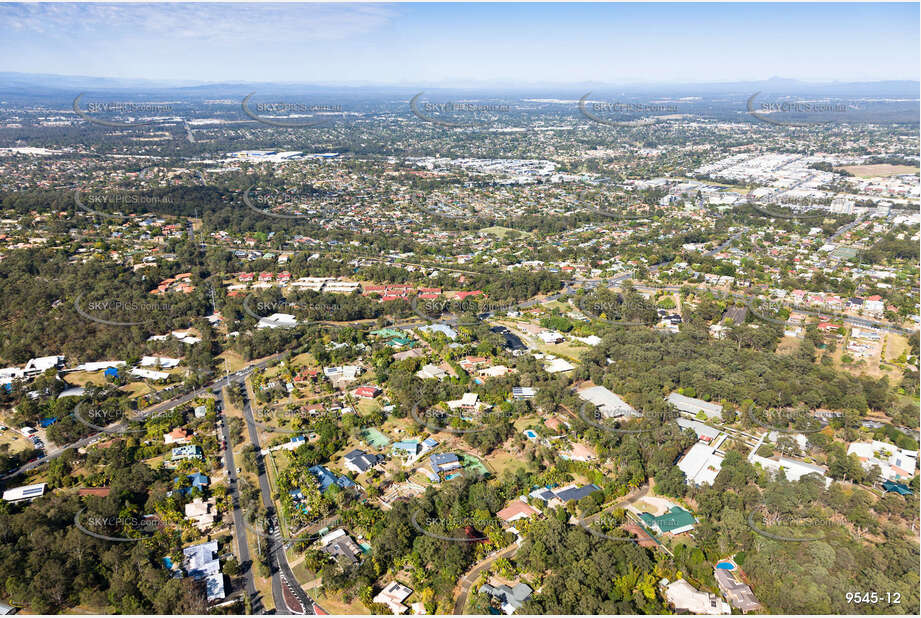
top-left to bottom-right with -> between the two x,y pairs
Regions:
838,164 -> 919,178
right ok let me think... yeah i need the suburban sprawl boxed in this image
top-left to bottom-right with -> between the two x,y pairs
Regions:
0,79 -> 918,617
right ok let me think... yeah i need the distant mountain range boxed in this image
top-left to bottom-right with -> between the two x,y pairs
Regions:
0,71 -> 918,100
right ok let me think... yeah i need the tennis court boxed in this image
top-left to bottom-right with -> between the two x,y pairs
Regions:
361,427 -> 390,448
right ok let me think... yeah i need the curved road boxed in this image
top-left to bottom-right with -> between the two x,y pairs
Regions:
452,542 -> 520,615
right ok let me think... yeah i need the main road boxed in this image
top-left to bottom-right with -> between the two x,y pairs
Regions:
239,380 -> 320,615
2,354 -> 281,479
216,380 -> 261,613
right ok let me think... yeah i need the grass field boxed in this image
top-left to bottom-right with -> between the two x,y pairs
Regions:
486,450 -> 531,476
313,591 -> 370,615
0,427 -> 32,453
217,349 -> 247,372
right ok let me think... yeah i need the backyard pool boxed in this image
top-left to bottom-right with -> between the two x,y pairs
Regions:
716,561 -> 735,570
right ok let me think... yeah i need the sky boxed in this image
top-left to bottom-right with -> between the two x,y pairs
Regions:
1,2 -> 918,85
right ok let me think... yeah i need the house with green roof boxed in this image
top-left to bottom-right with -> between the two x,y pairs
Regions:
638,506 -> 696,535
386,336 -> 415,348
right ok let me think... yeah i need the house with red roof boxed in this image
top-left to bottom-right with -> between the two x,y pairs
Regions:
353,386 -> 382,399
497,499 -> 539,523
456,290 -> 484,300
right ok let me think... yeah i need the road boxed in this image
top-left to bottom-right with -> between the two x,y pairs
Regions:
2,354 -> 281,479
216,381 -> 261,613
578,484 -> 649,528
239,381 -> 319,615
452,542 -> 521,615
452,484 -> 650,614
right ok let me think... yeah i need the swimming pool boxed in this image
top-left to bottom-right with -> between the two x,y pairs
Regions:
524,429 -> 538,439
716,561 -> 735,570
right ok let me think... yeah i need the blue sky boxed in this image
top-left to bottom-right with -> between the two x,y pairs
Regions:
1,2 -> 918,84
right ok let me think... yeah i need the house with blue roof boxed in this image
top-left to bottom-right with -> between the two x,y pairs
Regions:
882,480 -> 913,495
170,472 -> 210,496
430,452 -> 461,475
392,440 -> 421,457
418,323 -> 458,340
309,465 -> 354,492
529,483 -> 600,507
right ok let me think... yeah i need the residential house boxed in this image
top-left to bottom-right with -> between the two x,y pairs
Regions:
714,568 -> 761,613
185,497 -> 217,529
343,449 -> 383,474
667,392 -> 723,420
171,445 -> 203,461
678,442 -> 725,486
309,465 -> 354,492
638,506 -> 697,535
183,540 -> 225,601
2,482 -> 46,503
497,499 -> 539,524
163,427 -> 193,445
353,385 -> 382,399
847,440 -> 917,481
664,578 -> 731,615
373,581 -> 413,614
479,583 -> 533,614
318,528 -> 363,565
512,386 -> 537,400
430,453 -> 462,475
530,483 -> 600,507
416,364 -> 447,380
578,385 -> 635,418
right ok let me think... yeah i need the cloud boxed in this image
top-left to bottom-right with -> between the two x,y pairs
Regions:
0,2 -> 397,44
